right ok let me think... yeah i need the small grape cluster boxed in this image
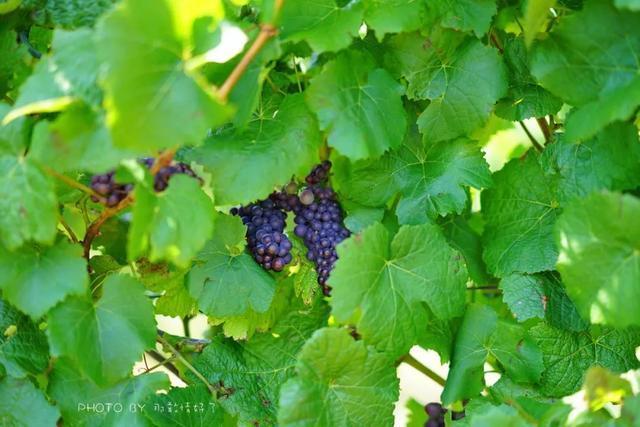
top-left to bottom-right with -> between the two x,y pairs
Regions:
231,199 -> 293,272
424,402 -> 464,427
90,159 -> 199,207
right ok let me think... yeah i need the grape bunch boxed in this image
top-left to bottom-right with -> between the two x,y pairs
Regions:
424,402 -> 465,427
90,159 -> 199,207
231,199 -> 293,272
278,161 -> 349,295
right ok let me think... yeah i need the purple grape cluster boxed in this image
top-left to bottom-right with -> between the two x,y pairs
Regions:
424,402 -> 464,427
90,159 -> 199,207
293,185 -> 350,295
231,199 -> 293,272
305,160 -> 332,185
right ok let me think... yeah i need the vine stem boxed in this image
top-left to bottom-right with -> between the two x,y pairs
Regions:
59,218 -> 79,243
536,117 -> 552,142
401,354 -> 446,387
145,350 -> 181,378
217,0 -> 285,101
518,121 -> 544,152
41,165 -> 106,203
157,336 -> 219,396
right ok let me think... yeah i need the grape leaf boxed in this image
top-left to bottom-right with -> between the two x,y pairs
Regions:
5,28 -> 101,123
442,304 -> 497,405
0,299 -> 50,377
564,75 -> 640,141
0,376 -> 60,427
193,300 -> 328,425
495,36 -> 562,121
136,260 -> 196,318
0,241 -> 88,319
187,94 -> 321,206
363,0 -> 427,40
530,323 -> 640,397
555,192 -> 640,328
188,213 -> 275,318
482,153 -> 560,277
0,103 -> 29,156
30,105 -> 132,174
47,275 -> 156,385
405,398 -> 428,427
129,175 -> 215,268
96,0 -> 232,151
522,0 -> 555,47
530,0 -> 640,139
330,222 -> 467,357
500,273 -> 584,327
49,357 -> 170,427
468,404 -> 532,427
278,328 -> 398,427
306,49 -> 407,160
391,137 -> 492,225
442,216 -> 492,285
615,0 -> 640,10
0,30 -> 28,100
279,0 -> 364,53
46,0 -> 117,28
443,305 -> 544,404
386,31 -> 506,142
541,123 -> 640,203
0,155 -> 58,250
144,385 -> 223,427
429,0 -> 497,36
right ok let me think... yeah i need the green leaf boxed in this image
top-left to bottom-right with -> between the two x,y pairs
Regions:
405,398 -> 428,427
522,0 -> 555,47
144,385 -> 223,426
442,304 -> 497,405
392,137 -> 492,224
0,299 -> 50,377
0,376 -> 60,427
530,0 -> 640,137
5,28 -> 101,123
583,366 -> 632,411
387,32 -> 506,141
193,300 -> 328,425
188,213 -> 275,318
530,323 -> 640,397
0,31 -> 28,101
136,260 -> 196,317
0,103 -> 29,156
541,123 -> 640,203
501,271 -> 589,332
280,0 -> 364,53
96,0 -> 231,151
306,49 -> 407,160
49,357 -> 170,427
363,0 -> 427,40
330,222 -> 467,357
482,154 -> 560,277
555,192 -> 640,328
495,36 -> 562,121
129,175 -> 215,268
0,241 -> 88,319
442,216 -> 492,285
30,105 -> 132,174
564,75 -> 640,141
615,0 -> 640,11
278,328 -> 398,427
492,321 -> 544,384
429,0 -> 497,36
468,404 -> 532,427
187,94 -> 321,205
46,0 -> 117,28
0,156 -> 58,250
47,275 -> 156,385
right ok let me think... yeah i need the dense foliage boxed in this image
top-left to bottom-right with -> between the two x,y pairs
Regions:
1,0 -> 640,425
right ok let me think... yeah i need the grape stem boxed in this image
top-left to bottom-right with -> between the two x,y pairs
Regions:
536,116 -> 552,142
157,335 -> 220,397
40,165 -> 106,203
59,218 -> 79,244
218,0 -> 285,101
401,354 -> 446,387
518,121 -> 543,152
